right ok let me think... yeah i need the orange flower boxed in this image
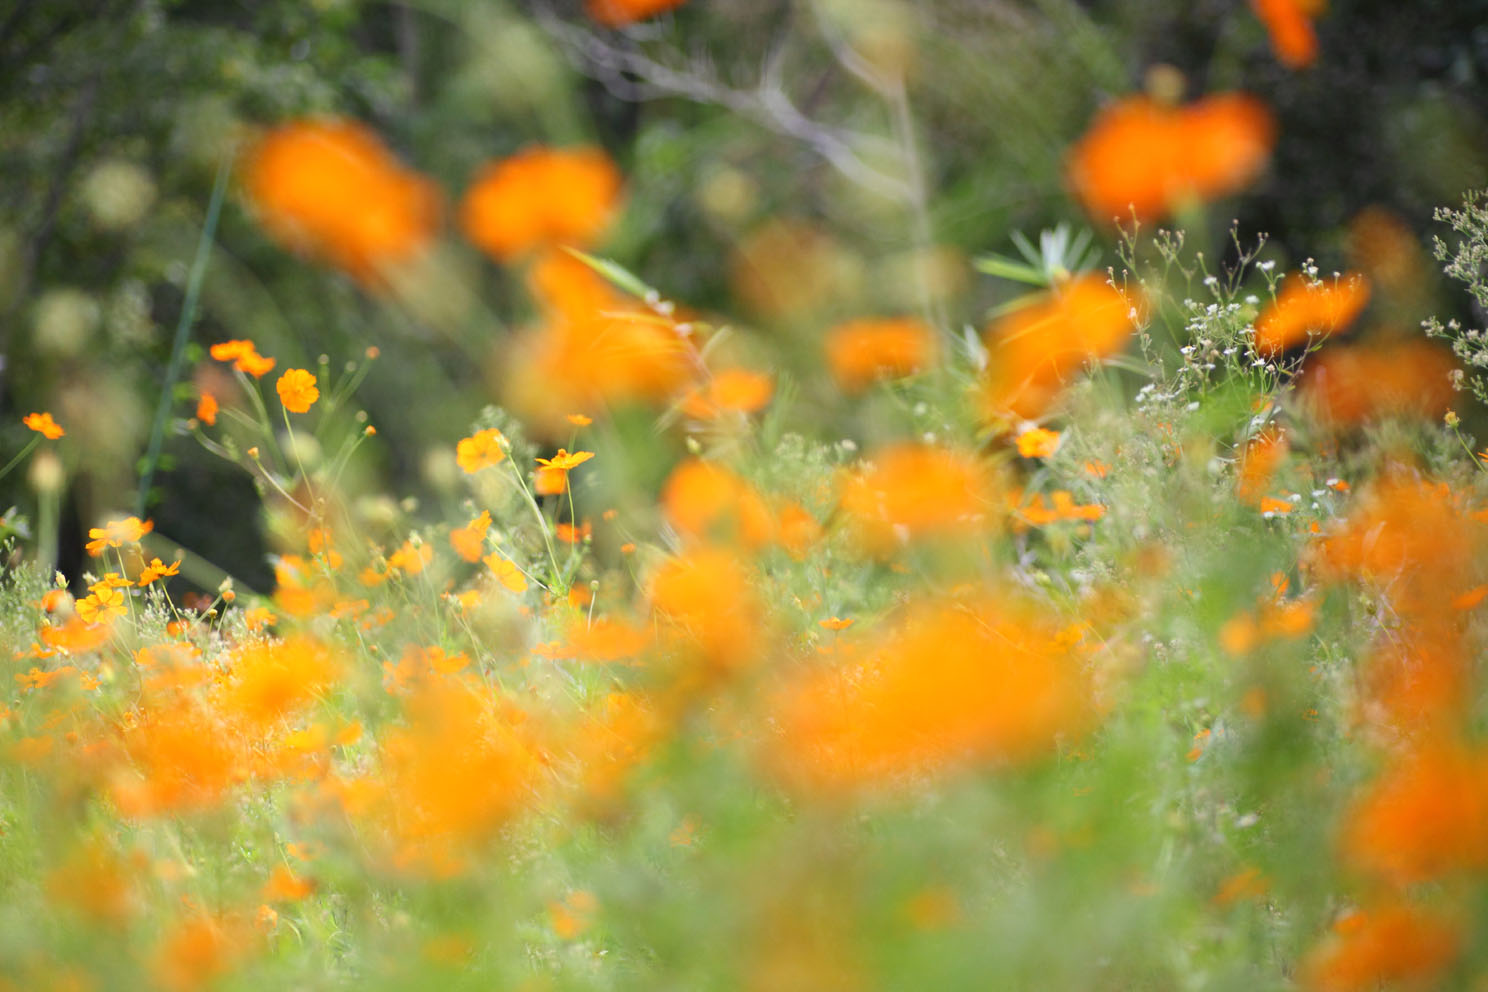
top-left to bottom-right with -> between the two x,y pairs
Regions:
1297,338 -> 1455,427
767,596 -> 1089,790
484,553 -> 529,594
534,449 -> 595,495
1342,741 -> 1488,885
660,458 -> 776,549
275,368 -> 319,413
679,368 -> 775,419
215,636 -> 342,730
1015,427 -> 1061,459
460,146 -> 622,262
1251,0 -> 1319,69
982,275 -> 1139,420
1253,273 -> 1369,355
195,392 -> 218,426
824,317 -> 938,392
649,546 -> 763,675
1067,93 -> 1275,222
262,864 -> 315,903
1302,901 -> 1460,992
587,0 -> 688,27
209,339 -> 277,378
22,411 -> 64,439
449,510 -> 491,563
838,443 -> 998,554
244,118 -> 439,284
84,515 -> 153,557
456,428 -> 508,473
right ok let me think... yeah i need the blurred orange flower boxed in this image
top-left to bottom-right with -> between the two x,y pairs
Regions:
587,0 -> 688,27
450,510 -> 491,563
1297,338 -> 1455,427
195,392 -> 218,426
460,146 -> 622,262
1302,901 -> 1460,992
661,458 -> 776,549
1253,273 -> 1370,355
838,443 -> 998,554
244,118 -> 439,284
85,515 -> 153,557
680,368 -> 775,419
22,411 -> 64,439
982,275 -> 1139,421
824,317 -> 938,393
1067,93 -> 1275,222
1251,0 -> 1319,69
456,428 -> 508,473
768,597 -> 1089,790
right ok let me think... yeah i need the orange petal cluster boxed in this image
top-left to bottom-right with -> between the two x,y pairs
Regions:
460,146 -> 621,263
1253,273 -> 1370,355
244,119 -> 439,284
824,317 -> 938,393
1067,93 -> 1275,222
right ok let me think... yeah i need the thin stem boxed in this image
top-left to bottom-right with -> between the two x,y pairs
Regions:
136,153 -> 233,517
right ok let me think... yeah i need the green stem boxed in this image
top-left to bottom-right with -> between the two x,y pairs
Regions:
136,153 -> 233,517
0,435 -> 39,484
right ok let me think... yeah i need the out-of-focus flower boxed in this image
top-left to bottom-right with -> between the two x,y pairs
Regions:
460,146 -> 621,262
1297,338 -> 1455,428
22,412 -> 64,439
587,0 -> 688,27
661,458 -> 776,549
1301,900 -> 1461,992
1250,0 -> 1320,69
276,369 -> 320,414
1015,427 -> 1061,459
85,516 -> 153,557
210,339 -> 276,378
982,275 -> 1139,421
767,596 -> 1089,790
680,368 -> 775,419
195,392 -> 218,426
450,511 -> 491,563
824,317 -> 937,393
1253,273 -> 1370,355
1067,93 -> 1275,222
838,444 -> 999,555
244,119 -> 439,285
456,428 -> 508,473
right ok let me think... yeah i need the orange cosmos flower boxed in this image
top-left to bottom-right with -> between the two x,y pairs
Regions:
767,596 -> 1090,791
244,118 -> 439,284
456,428 -> 508,473
1251,0 -> 1319,69
275,369 -> 319,413
449,510 -> 491,563
839,444 -> 999,554
1342,741 -> 1488,885
649,546 -> 764,675
534,449 -> 595,495
214,636 -> 342,730
680,368 -> 775,419
982,275 -> 1139,421
587,0 -> 688,27
84,515 -> 153,557
195,392 -> 218,426
22,411 -> 64,439
484,553 -> 529,594
1301,901 -> 1461,992
1253,273 -> 1370,355
1015,427 -> 1061,459
209,339 -> 277,378
1067,92 -> 1275,222
824,317 -> 938,392
460,146 -> 622,262
660,458 -> 776,549
1297,338 -> 1455,428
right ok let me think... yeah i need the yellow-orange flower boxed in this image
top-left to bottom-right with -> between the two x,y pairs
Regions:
660,458 -> 776,549
679,368 -> 775,419
23,411 -> 64,439
534,449 -> 595,495
1067,93 -> 1275,222
449,511 -> 491,563
1301,901 -> 1461,992
244,118 -> 439,284
138,558 -> 180,586
1253,273 -> 1371,355
85,516 -> 153,557
824,317 -> 938,392
838,444 -> 999,554
1298,338 -> 1455,428
460,146 -> 622,262
275,369 -> 320,414
1015,427 -> 1061,459
456,428 -> 507,473
767,596 -> 1090,790
209,339 -> 277,378
982,275 -> 1139,421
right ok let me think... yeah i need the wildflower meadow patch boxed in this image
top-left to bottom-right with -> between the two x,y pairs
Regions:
4,1 -> 1488,989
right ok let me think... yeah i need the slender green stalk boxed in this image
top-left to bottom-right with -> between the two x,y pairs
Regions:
135,153 -> 233,517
